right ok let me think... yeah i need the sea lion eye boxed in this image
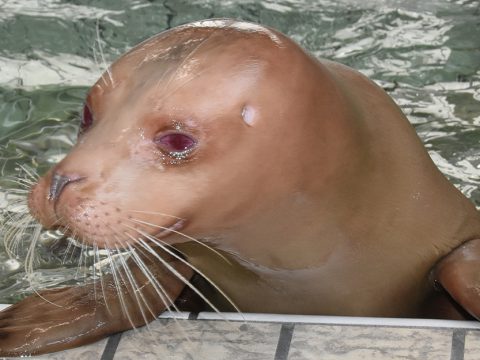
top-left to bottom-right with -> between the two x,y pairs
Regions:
79,104 -> 93,135
154,132 -> 197,159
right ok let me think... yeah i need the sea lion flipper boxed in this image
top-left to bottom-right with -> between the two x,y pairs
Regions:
0,250 -> 194,356
433,239 -> 480,320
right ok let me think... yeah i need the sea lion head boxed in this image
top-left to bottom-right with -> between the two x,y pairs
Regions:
28,19 -> 357,251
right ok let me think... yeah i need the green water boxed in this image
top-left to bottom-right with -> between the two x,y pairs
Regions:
0,0 -> 479,303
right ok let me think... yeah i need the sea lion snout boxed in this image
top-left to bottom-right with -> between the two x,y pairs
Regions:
28,169 -> 84,230
27,138 -> 195,248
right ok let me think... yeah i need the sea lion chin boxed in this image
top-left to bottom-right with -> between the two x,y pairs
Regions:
2,18 -> 480,356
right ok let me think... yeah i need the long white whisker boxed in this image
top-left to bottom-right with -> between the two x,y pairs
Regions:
114,242 -> 151,330
93,244 -> 112,315
26,224 -> 63,308
3,212 -> 33,258
95,17 -> 114,87
106,248 -> 136,328
123,224 -> 241,317
123,235 -> 181,315
16,163 -> 38,182
124,241 -> 194,346
5,177 -> 34,189
61,233 -> 75,265
3,187 -> 30,194
128,217 -> 231,265
127,210 -> 183,220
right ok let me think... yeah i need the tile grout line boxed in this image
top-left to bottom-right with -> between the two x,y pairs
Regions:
100,332 -> 123,360
274,323 -> 295,360
188,312 -> 199,320
450,329 -> 466,360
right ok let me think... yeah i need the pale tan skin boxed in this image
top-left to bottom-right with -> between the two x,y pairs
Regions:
2,19 -> 480,356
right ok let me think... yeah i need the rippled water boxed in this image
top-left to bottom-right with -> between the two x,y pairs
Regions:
0,0 -> 479,303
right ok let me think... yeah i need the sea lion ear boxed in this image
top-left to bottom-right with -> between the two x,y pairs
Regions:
432,238 -> 480,320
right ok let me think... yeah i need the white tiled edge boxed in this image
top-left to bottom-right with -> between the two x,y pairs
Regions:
163,311 -> 480,330
2,304 -> 480,330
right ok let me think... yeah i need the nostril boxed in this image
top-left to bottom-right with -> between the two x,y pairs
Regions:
48,173 -> 83,202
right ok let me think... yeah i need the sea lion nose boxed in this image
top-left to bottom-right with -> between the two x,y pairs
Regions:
48,172 -> 82,202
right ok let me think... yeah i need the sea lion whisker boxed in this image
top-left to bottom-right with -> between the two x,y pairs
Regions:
127,209 -> 183,220
3,177 -> 33,190
5,172 -> 35,186
4,226 -> 25,258
120,242 -> 180,353
2,187 -> 30,195
123,224 -> 223,309
122,235 -> 183,316
91,244 -> 98,301
135,235 -> 236,319
49,214 -> 68,229
124,239 -> 194,344
105,248 -> 136,329
133,234 -> 217,314
75,242 -> 89,281
2,222 -> 17,249
24,223 -> 41,277
73,237 -> 84,279
99,244 -> 143,328
2,222 -> 18,258
117,246 -> 156,318
2,206 -> 30,226
24,225 -> 64,308
16,163 -> 39,182
2,208 -> 31,239
125,242 -> 195,347
113,243 -> 153,331
61,231 -> 75,265
2,204 -> 30,221
128,217 -> 231,265
1,211 -> 24,242
12,174 -> 36,187
94,17 -> 114,87
81,242 -> 91,280
3,214 -> 36,259
93,244 -> 113,314
83,215 -> 116,310
126,226 -> 240,317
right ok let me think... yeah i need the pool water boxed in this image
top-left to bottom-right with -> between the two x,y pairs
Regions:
0,0 -> 479,304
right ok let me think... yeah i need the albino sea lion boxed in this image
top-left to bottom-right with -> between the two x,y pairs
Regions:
2,19 -> 480,356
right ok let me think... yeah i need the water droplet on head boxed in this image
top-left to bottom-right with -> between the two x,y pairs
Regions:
241,105 -> 256,126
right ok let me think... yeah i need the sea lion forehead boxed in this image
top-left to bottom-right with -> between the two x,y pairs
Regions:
178,19 -> 284,45
86,19 -> 301,123
135,19 -> 286,56
111,19 -> 289,80
90,20 -> 291,105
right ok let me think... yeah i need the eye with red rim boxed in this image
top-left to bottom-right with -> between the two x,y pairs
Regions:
154,131 -> 197,160
79,103 -> 94,135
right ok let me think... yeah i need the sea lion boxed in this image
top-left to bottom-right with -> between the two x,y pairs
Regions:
2,18 -> 480,356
